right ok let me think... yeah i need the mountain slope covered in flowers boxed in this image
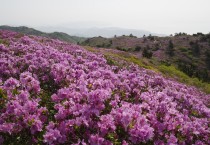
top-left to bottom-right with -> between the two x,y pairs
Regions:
0,30 -> 209,145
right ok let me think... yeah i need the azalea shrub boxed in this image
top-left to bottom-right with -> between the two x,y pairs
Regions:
0,30 -> 209,145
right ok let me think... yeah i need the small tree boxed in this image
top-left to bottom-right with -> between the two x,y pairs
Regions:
166,40 -> 174,56
148,34 -> 155,41
191,41 -> 200,57
109,40 -> 113,44
152,43 -> 160,51
142,48 -> 153,58
135,46 -> 141,51
205,50 -> 210,69
129,34 -> 134,37
193,42 -> 200,56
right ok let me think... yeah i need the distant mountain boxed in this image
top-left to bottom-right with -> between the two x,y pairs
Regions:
37,26 -> 165,38
0,25 -> 86,44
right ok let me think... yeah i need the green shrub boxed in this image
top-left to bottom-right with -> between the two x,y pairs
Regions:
166,40 -> 174,56
0,39 -> 10,46
142,48 -> 153,58
178,47 -> 188,52
158,65 -> 210,93
134,46 -> 141,51
116,46 -> 129,52
104,55 -> 118,66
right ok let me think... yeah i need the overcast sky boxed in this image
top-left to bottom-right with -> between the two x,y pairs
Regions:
0,0 -> 209,34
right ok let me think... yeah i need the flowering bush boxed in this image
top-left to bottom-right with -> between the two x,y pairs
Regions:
0,30 -> 209,145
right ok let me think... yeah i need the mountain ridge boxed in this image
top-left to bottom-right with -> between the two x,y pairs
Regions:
0,25 -> 86,44
37,26 -> 166,38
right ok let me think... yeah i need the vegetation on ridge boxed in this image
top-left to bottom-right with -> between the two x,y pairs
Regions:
82,33 -> 210,84
0,25 -> 86,44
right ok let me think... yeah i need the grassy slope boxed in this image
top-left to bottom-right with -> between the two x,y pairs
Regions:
84,46 -> 210,94
82,34 -> 210,84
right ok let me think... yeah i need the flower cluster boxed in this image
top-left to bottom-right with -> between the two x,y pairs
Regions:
0,30 -> 209,144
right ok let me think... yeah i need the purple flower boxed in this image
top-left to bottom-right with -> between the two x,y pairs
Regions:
0,30 -> 209,144
20,72 -> 40,93
4,78 -> 20,90
167,134 -> 177,144
0,123 -> 14,134
89,134 -> 105,145
98,114 -> 116,135
44,129 -> 62,144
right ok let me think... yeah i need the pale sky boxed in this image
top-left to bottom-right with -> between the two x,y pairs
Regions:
0,0 -> 210,35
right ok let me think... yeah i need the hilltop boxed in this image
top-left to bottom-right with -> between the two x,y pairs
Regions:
81,33 -> 210,83
0,25 -> 86,44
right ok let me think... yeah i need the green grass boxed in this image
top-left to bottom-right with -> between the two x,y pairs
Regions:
158,65 -> 210,93
85,46 -> 210,94
178,47 -> 188,52
104,55 -> 118,66
0,38 -> 10,46
83,46 -> 98,52
103,51 -> 157,70
115,54 -> 210,93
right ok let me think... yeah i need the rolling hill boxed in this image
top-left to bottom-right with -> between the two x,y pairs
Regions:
81,33 -> 210,83
0,29 -> 209,145
0,25 -> 86,44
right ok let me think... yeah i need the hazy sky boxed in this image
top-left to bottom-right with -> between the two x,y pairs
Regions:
0,0 -> 210,34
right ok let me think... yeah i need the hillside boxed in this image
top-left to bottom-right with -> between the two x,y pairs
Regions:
81,33 -> 210,83
0,25 -> 86,44
0,30 -> 209,145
